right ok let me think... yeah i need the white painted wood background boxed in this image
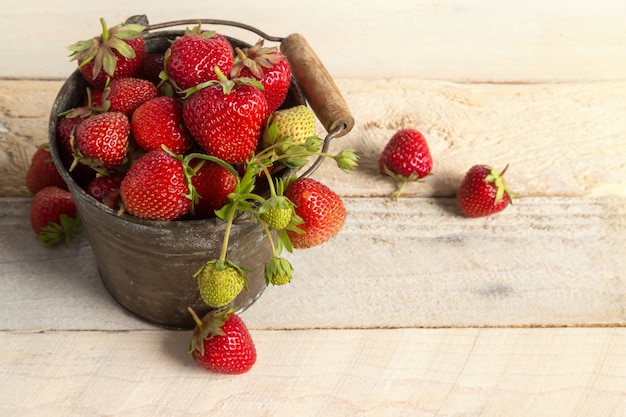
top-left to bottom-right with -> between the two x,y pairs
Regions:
1,1 -> 625,416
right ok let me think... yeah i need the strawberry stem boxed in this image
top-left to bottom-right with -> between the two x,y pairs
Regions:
187,306 -> 203,328
395,179 -> 409,201
100,18 -> 109,43
219,200 -> 239,263
260,220 -> 279,258
261,165 -> 278,198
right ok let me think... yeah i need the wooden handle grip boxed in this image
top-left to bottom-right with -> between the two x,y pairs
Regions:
280,33 -> 355,138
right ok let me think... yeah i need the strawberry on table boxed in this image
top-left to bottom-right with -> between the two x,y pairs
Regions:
131,96 -> 191,154
456,164 -> 516,218
30,186 -> 80,247
285,177 -> 346,249
183,68 -> 269,165
164,25 -> 234,91
67,18 -> 146,87
379,129 -> 433,199
120,149 -> 192,220
188,308 -> 256,375
230,39 -> 291,113
25,145 -> 67,194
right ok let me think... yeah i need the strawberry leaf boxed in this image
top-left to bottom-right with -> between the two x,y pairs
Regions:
36,214 -> 81,248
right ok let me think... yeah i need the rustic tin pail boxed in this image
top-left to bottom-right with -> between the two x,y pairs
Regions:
48,16 -> 354,328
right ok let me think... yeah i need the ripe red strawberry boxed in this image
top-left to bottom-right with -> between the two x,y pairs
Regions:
230,40 -> 291,113
164,26 -> 233,91
183,73 -> 269,164
55,115 -> 96,188
104,77 -> 157,116
25,145 -> 67,194
131,96 -> 190,153
188,308 -> 256,375
30,186 -> 80,247
457,164 -> 516,218
74,112 -> 130,171
379,129 -> 433,199
189,159 -> 238,219
67,18 -> 146,87
285,177 -> 346,249
87,172 -> 124,210
120,149 -> 191,220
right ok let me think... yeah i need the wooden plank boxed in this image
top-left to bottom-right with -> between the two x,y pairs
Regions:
2,79 -> 626,198
316,79 -> 626,199
2,0 -> 626,81
3,196 -> 624,331
1,328 -> 625,417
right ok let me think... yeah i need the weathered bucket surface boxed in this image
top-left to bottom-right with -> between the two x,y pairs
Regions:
70,182 -> 270,328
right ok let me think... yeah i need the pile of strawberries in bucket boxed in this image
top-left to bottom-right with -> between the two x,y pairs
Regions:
28,17 -> 357,374
27,17 -> 515,375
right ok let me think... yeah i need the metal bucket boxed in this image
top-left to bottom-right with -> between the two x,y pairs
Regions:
48,16 -> 354,328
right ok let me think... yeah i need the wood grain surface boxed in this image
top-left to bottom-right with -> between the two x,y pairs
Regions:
1,2 -> 625,416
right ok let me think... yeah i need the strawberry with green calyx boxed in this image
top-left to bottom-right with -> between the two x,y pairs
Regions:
256,174 -> 301,231
457,164 -> 516,218
379,129 -> 433,200
194,260 -> 248,308
285,177 -> 347,249
162,25 -> 234,91
67,18 -> 146,87
72,111 -> 130,174
30,186 -> 81,248
188,307 -> 256,374
258,195 -> 294,231
183,67 -> 269,164
230,39 -> 291,113
120,148 -> 192,220
263,105 -> 317,150
264,256 -> 294,286
188,158 -> 238,219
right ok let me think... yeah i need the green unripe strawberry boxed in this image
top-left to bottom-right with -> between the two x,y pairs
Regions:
264,257 -> 294,286
263,105 -> 316,149
195,260 -> 247,308
258,195 -> 295,230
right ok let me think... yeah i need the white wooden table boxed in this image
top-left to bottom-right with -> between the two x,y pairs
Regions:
1,1 -> 625,416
